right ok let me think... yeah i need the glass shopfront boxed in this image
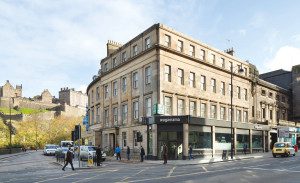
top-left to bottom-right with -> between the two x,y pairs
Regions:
189,132 -> 212,148
252,131 -> 263,149
237,129 -> 249,149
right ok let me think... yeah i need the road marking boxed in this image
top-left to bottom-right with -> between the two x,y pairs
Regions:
120,168 -> 148,182
72,169 -> 118,183
202,166 -> 207,172
34,173 -> 78,183
245,167 -> 300,173
167,166 -> 176,177
124,167 -> 240,183
248,163 -> 270,167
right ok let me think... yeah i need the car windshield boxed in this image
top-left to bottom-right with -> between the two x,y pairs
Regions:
88,147 -> 96,151
46,146 -> 57,149
274,143 -> 285,148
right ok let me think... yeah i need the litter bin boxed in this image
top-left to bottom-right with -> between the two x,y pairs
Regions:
294,145 -> 298,152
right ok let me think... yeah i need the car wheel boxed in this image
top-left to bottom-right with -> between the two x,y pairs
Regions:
272,154 -> 276,158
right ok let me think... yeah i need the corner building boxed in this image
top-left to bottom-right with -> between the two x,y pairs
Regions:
87,24 -> 292,160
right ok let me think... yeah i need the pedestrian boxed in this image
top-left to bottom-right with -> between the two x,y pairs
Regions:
62,147 -> 75,171
243,143 -> 247,155
96,145 -> 102,166
115,145 -> 121,160
162,144 -> 168,164
126,146 -> 130,161
189,145 -> 194,160
140,146 -> 145,162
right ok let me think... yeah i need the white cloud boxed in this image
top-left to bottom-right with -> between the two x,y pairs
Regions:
264,46 -> 300,72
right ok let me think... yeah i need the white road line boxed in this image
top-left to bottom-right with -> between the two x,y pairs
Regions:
120,168 -> 148,182
34,172 -> 78,183
247,163 -> 270,167
167,166 -> 176,177
246,167 -> 300,173
73,169 -> 118,183
202,166 -> 207,172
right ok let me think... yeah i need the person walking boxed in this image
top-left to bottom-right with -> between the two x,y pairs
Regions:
126,146 -> 130,161
243,143 -> 247,155
62,147 -> 75,171
162,144 -> 168,164
140,146 -> 145,162
96,145 -> 102,166
115,145 -> 121,160
189,145 -> 194,160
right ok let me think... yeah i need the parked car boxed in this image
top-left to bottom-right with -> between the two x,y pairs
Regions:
79,146 -> 106,161
272,142 -> 296,158
43,144 -> 59,156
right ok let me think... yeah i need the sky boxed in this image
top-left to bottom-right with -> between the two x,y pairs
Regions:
0,0 -> 300,97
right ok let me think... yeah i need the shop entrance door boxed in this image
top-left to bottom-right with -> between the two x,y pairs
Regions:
158,131 -> 183,160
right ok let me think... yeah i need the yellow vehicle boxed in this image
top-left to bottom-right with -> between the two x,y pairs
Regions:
272,142 -> 296,158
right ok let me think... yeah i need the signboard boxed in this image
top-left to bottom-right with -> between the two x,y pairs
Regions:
87,155 -> 93,166
155,115 -> 189,124
278,127 -> 289,138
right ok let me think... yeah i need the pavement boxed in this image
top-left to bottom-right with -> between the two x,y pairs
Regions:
54,152 -> 265,169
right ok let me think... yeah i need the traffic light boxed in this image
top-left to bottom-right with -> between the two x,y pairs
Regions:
71,130 -> 75,141
75,125 -> 81,140
137,131 -> 143,142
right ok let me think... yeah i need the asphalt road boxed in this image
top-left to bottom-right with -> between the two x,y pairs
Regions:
1,151 -> 300,183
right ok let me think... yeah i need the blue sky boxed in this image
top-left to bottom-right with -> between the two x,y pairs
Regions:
1,0 -> 299,97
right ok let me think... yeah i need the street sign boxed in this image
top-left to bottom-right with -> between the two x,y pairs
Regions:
88,155 -> 93,166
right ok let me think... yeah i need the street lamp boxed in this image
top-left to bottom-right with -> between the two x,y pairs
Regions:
230,63 -> 244,159
9,98 -> 12,154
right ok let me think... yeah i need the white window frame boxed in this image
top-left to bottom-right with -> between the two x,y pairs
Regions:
133,72 -> 138,89
177,40 -> 183,52
189,72 -> 195,88
145,37 -> 151,49
122,104 -> 128,124
178,69 -> 184,85
113,107 -> 118,126
145,97 -> 152,117
145,66 -> 151,85
200,75 -> 206,91
164,96 -> 172,115
164,65 -> 171,82
133,45 -> 138,56
113,81 -> 118,96
177,99 -> 184,115
133,101 -> 139,120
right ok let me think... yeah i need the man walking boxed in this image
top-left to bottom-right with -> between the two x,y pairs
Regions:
96,145 -> 102,166
126,146 -> 130,161
140,146 -> 145,162
162,144 -> 168,164
62,147 -> 75,171
115,145 -> 121,160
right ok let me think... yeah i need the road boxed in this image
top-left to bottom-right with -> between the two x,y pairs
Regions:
1,151 -> 300,183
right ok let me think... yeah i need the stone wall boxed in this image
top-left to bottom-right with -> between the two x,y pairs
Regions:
59,104 -> 86,117
22,111 -> 56,121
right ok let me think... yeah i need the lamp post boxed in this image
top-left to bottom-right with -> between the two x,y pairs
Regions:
9,100 -> 12,154
230,63 -> 244,159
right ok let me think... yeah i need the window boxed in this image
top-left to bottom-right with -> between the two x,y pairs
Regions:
133,72 -> 138,89
104,85 -> 109,99
104,63 -> 108,72
228,83 -> 232,96
96,87 -> 100,100
113,107 -> 118,126
178,99 -> 184,115
189,45 -> 195,57
164,96 -> 172,115
210,105 -> 217,119
200,75 -> 206,91
211,53 -> 215,64
261,90 -> 266,96
211,78 -> 216,93
200,103 -> 207,117
262,108 -> 266,119
237,110 -> 241,122
165,35 -> 171,47
122,104 -> 128,124
252,106 -> 255,118
122,51 -> 127,62
269,92 -> 273,98
122,77 -> 127,92
221,58 -> 225,68
244,67 -> 248,77
133,45 -> 138,56
164,65 -> 171,82
189,72 -> 195,87
91,108 -> 94,125
178,69 -> 184,85
221,82 -> 225,95
113,81 -> 118,96
96,106 -> 100,124
91,90 -> 94,103
220,107 -> 226,120
145,66 -> 151,85
112,57 -> 117,68
189,101 -> 196,116
228,108 -> 233,121
145,98 -> 152,117
104,109 -> 109,127
276,94 -> 280,100
282,96 -> 286,103
177,40 -> 183,52
243,111 -> 248,122
145,37 -> 151,49
122,132 -> 127,147
237,86 -> 241,99
133,131 -> 138,146
200,49 -> 205,61
244,89 -> 248,101
133,101 -> 139,119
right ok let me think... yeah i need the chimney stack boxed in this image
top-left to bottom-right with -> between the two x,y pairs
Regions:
225,47 -> 235,56
107,40 -> 122,56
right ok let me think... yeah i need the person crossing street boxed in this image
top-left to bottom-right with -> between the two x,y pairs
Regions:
62,147 -> 75,171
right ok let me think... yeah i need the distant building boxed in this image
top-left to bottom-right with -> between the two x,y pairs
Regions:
59,87 -> 87,110
0,80 -> 22,98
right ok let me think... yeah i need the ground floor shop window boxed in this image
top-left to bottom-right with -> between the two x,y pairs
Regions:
252,135 -> 263,148
189,132 -> 212,148
215,133 -> 231,143
237,134 -> 249,148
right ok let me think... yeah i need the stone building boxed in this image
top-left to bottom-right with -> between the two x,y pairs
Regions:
59,87 -> 87,110
0,80 -> 22,98
87,24 -> 295,159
